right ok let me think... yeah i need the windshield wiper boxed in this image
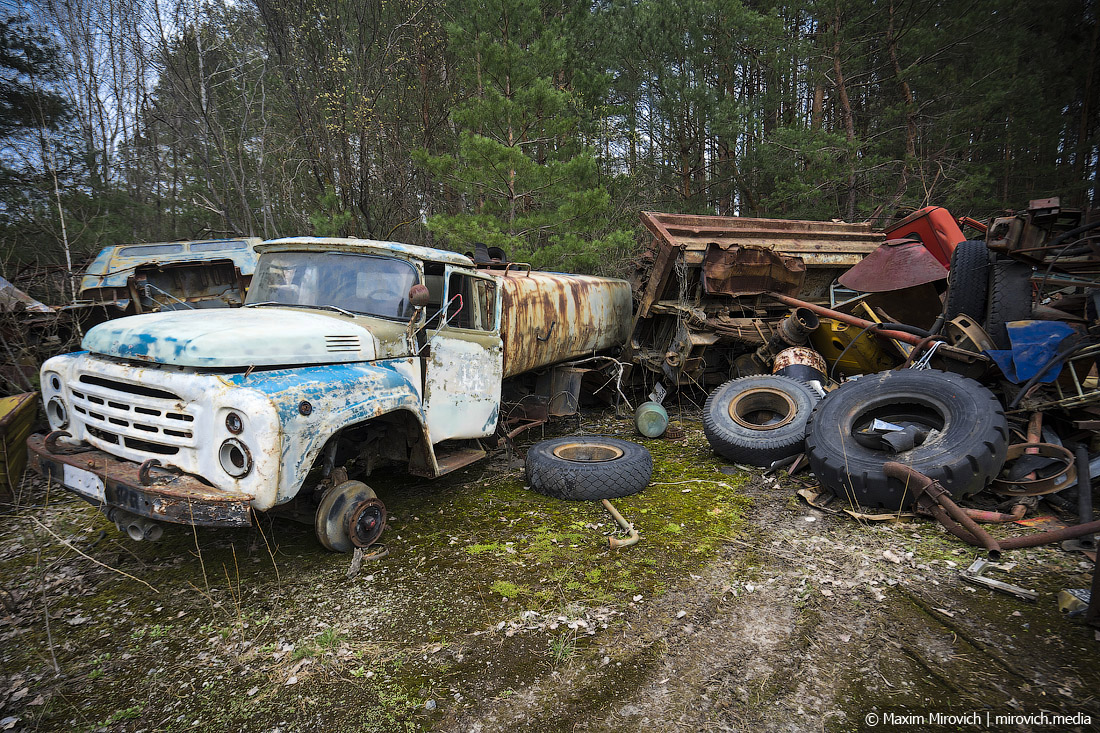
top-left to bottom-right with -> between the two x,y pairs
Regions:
244,302 -> 356,317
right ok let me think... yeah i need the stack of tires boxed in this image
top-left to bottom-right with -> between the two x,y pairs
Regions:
703,368 -> 1009,511
943,239 -> 1033,350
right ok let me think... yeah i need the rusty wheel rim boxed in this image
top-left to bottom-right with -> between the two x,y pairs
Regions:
552,442 -> 624,463
728,388 -> 797,431
348,497 -> 387,548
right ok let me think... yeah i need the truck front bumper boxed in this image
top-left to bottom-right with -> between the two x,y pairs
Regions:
27,433 -> 252,527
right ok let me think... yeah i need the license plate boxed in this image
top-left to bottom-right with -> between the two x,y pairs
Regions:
63,464 -> 106,503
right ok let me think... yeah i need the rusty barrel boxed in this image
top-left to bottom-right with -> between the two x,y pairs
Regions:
498,271 -> 632,378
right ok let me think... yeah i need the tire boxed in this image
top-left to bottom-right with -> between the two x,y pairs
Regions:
805,370 -> 1008,510
985,259 -> 1033,349
703,375 -> 820,467
943,240 -> 990,321
526,437 -> 652,501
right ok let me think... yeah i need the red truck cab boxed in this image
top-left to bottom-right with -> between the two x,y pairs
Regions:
884,207 -> 966,268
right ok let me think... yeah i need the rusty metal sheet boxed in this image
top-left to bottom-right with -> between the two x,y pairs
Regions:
701,244 -> 805,297
634,211 -> 883,317
837,239 -> 947,292
499,271 -> 632,378
641,211 -> 882,261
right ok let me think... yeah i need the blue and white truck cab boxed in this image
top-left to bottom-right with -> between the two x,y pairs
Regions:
28,238 -> 631,550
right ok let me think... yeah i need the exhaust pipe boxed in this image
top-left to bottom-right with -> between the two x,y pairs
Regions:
105,508 -> 164,542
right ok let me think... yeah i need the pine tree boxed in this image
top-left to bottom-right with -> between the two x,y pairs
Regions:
415,0 -> 633,273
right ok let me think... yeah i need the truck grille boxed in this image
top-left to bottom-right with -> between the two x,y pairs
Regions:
71,374 -> 196,456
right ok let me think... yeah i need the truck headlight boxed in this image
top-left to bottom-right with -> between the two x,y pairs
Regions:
225,411 -> 244,434
219,438 -> 252,478
47,396 -> 69,429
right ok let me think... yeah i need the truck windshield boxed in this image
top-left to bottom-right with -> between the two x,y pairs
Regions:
247,252 -> 419,320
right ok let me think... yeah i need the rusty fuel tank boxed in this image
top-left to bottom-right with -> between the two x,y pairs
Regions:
499,270 -> 632,378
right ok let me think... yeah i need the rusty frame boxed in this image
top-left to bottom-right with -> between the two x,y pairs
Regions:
28,434 -> 252,527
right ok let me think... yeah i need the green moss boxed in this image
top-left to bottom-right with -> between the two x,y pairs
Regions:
491,580 -> 529,598
1,413 -> 757,732
465,543 -> 503,555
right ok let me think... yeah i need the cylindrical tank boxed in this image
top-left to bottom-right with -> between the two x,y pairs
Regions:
635,401 -> 669,437
498,270 -> 632,378
772,346 -> 827,383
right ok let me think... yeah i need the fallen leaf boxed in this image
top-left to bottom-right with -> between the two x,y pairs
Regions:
285,676 -> 297,686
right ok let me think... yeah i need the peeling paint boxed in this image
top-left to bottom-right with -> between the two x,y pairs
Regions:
31,238 -> 635,531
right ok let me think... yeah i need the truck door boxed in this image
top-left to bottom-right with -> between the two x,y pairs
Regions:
423,268 -> 503,442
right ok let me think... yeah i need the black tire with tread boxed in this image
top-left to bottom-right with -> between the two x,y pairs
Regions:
805,369 -> 1008,510
943,240 -> 990,321
985,259 -> 1033,349
526,437 -> 652,501
703,374 -> 820,467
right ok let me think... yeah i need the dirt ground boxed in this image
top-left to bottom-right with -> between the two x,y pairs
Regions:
1,407 -> 1098,732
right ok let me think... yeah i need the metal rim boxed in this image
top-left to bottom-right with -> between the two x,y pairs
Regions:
990,442 -> 1076,496
728,388 -> 797,431
552,442 -> 624,463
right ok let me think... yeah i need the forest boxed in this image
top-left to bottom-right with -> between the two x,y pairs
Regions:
1,0 -> 1098,280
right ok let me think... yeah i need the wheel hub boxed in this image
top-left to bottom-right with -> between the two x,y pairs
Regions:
728,387 -> 797,431
348,498 -> 387,548
551,442 -> 625,463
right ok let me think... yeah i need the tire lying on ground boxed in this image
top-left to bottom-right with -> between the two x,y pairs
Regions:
703,374 -> 821,467
943,239 -> 991,321
805,369 -> 1008,510
526,437 -> 653,501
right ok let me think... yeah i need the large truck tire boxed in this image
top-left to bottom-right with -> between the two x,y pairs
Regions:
805,370 -> 1008,510
943,240 -> 990,321
985,259 -> 1033,349
526,437 -> 652,501
703,375 -> 820,467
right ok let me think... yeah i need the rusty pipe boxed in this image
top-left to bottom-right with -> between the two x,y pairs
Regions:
996,518 -> 1100,550
962,504 -> 1027,524
886,463 -> 1100,554
767,293 -> 926,346
883,462 -> 1002,557
1025,413 -> 1043,450
602,499 -> 640,549
921,500 -> 989,547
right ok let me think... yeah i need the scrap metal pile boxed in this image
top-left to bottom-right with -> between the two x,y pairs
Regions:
628,202 -> 1099,622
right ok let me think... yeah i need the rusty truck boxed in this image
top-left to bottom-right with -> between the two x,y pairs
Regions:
28,238 -> 631,551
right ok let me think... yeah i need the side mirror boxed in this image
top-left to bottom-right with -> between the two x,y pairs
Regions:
408,284 -> 430,308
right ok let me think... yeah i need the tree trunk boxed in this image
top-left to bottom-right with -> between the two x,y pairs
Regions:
831,10 -> 857,221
